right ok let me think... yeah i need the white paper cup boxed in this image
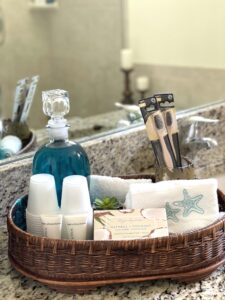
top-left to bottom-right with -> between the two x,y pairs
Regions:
26,209 -> 43,237
27,174 -> 59,215
61,175 -> 91,214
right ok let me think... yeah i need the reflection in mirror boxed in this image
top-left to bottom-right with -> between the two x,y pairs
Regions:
1,0 -> 225,164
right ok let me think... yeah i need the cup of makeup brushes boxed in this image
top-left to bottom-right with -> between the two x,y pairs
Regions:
154,157 -> 196,182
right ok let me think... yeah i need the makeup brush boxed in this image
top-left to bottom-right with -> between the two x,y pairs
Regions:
139,96 -> 177,171
11,78 -> 29,122
154,93 -> 182,167
20,75 -> 39,123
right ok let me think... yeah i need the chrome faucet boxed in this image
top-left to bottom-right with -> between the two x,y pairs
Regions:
181,115 -> 219,153
114,102 -> 142,126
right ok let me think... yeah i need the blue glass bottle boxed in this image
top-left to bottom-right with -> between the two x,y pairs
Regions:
32,90 -> 90,206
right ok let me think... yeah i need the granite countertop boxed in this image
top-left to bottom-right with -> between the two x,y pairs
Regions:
1,101 -> 225,299
1,225 -> 225,300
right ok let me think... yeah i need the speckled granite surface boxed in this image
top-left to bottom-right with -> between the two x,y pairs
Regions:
1,101 -> 225,298
1,224 -> 225,300
1,101 -> 225,225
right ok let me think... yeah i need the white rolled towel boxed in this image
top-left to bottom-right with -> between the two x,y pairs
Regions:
125,179 -> 219,234
89,175 -> 152,204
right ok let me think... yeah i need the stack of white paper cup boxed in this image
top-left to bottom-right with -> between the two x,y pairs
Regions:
61,175 -> 93,240
26,174 -> 59,236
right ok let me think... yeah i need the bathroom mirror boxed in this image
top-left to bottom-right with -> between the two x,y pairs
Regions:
1,0 -> 225,164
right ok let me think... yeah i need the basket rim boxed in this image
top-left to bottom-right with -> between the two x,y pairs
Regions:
7,189 -> 225,249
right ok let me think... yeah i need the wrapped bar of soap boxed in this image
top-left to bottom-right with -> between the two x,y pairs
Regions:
94,208 -> 168,240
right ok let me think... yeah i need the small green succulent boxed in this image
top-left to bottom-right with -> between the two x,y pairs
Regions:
94,197 -> 120,210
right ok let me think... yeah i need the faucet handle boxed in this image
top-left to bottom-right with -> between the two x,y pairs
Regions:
187,115 -> 219,124
115,102 -> 142,124
182,115 -> 219,152
114,102 -> 140,113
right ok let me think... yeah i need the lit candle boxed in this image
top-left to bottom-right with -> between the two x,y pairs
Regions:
136,76 -> 149,92
120,49 -> 133,71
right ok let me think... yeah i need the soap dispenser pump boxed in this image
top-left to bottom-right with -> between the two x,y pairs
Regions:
32,89 -> 90,206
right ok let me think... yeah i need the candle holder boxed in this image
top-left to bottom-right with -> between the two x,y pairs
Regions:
136,76 -> 149,100
138,90 -> 148,99
121,69 -> 134,104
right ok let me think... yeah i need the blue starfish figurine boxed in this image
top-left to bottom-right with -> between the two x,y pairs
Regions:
165,202 -> 180,223
173,189 -> 204,217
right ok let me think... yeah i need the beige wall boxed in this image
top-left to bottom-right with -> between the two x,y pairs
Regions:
128,0 -> 225,109
133,64 -> 225,110
0,0 -> 122,128
128,0 -> 225,69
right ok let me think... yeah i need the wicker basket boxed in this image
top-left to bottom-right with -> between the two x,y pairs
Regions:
7,182 -> 225,294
